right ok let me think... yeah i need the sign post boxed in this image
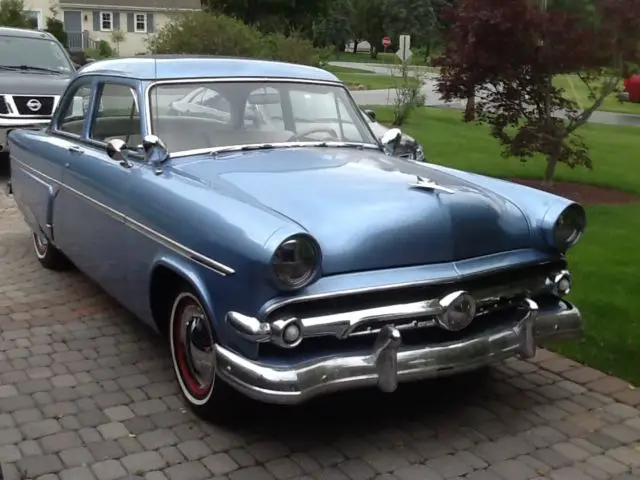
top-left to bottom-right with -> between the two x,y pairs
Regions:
396,34 -> 412,63
382,36 -> 391,52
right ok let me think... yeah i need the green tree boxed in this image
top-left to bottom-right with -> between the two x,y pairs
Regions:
0,0 -> 29,28
352,0 -> 388,58
312,0 -> 354,50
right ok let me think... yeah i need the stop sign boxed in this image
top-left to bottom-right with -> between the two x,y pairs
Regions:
382,36 -> 391,48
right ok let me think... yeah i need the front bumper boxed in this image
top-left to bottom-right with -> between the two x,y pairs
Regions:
216,298 -> 582,405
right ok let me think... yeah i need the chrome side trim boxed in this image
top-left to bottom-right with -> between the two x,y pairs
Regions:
12,158 -> 234,276
216,298 -> 583,405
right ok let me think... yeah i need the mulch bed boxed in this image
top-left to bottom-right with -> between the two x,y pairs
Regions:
509,178 -> 640,205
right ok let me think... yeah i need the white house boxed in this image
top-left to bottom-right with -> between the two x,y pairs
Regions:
22,0 -> 201,56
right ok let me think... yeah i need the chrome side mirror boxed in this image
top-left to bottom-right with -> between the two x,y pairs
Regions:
106,138 -> 133,168
381,128 -> 402,155
142,134 -> 170,174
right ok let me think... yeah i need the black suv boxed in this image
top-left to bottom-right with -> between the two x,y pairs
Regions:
0,27 -> 77,161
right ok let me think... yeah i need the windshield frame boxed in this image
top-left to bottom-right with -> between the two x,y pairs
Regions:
144,77 -> 383,158
0,34 -> 74,74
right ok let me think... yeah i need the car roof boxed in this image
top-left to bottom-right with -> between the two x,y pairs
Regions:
77,55 -> 340,82
0,27 -> 56,40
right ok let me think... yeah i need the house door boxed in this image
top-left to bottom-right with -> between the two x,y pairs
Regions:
63,11 -> 84,52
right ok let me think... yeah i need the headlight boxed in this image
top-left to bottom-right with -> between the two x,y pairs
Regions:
271,234 -> 321,290
552,204 -> 586,250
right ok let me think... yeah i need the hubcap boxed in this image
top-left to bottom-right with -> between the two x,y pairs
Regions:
33,232 -> 49,258
172,297 -> 216,402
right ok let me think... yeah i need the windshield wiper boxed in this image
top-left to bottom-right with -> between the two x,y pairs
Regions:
210,144 -> 276,156
0,65 -> 63,74
209,141 -> 380,157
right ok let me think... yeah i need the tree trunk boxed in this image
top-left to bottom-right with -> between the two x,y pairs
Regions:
464,90 -> 475,122
352,40 -> 359,53
544,153 -> 558,185
370,43 -> 378,59
424,41 -> 432,64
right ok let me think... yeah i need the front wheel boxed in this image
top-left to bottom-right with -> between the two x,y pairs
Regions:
169,288 -> 238,421
32,231 -> 70,270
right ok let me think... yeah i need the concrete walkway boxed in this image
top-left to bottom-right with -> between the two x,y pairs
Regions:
331,61 -> 640,128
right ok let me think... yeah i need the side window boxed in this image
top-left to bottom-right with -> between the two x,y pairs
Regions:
90,83 -> 141,145
57,85 -> 92,135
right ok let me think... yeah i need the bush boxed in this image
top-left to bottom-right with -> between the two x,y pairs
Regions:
45,17 -> 67,47
148,12 -> 261,57
148,12 -> 323,66
0,0 -> 29,28
259,32 -> 320,66
85,40 -> 115,60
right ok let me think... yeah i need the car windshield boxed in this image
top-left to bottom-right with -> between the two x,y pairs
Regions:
149,81 -> 379,153
0,35 -> 73,73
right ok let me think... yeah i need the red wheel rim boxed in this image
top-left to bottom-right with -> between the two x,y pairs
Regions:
171,294 -> 215,403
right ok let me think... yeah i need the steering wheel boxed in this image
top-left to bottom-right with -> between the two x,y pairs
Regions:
287,127 -> 339,142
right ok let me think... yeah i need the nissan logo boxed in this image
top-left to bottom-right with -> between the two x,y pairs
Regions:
26,99 -> 42,112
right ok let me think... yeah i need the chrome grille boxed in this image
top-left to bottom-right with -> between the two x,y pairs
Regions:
0,96 -> 8,115
11,95 -> 55,116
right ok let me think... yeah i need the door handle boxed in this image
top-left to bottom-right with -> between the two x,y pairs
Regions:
68,145 -> 83,155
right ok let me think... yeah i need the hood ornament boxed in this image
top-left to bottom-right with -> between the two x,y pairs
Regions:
409,175 -> 455,194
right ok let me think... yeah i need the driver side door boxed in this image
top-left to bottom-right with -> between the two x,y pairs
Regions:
53,79 -> 141,301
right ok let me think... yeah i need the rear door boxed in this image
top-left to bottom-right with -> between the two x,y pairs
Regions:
53,78 -> 141,301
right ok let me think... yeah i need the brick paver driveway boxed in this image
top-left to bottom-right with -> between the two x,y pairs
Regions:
1,181 -> 640,480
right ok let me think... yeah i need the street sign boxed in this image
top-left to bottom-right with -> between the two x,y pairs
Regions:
396,34 -> 412,62
382,36 -> 391,48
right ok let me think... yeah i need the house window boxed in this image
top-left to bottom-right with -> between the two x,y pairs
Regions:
24,10 -> 43,29
134,13 -> 146,33
100,11 -> 113,31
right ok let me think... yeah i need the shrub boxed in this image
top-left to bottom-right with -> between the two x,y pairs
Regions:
0,0 -> 29,28
148,12 -> 261,57
259,32 -> 320,66
85,40 -> 115,60
148,12 -> 323,66
45,17 -> 67,47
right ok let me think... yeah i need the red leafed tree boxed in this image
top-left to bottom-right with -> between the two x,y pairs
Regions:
433,0 -> 640,183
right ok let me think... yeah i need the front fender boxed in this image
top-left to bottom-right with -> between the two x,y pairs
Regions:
424,163 -> 582,251
149,253 -> 259,357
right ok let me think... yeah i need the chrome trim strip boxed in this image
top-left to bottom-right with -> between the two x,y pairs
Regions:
0,118 -> 50,127
216,299 -> 583,405
169,141 -> 381,160
12,158 -> 234,276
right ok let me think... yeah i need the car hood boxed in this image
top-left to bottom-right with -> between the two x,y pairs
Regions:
173,148 -> 532,275
0,71 -> 72,95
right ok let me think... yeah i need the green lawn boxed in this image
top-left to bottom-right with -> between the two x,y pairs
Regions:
335,73 -> 421,90
555,74 -> 640,116
372,106 -> 640,385
323,65 -> 373,74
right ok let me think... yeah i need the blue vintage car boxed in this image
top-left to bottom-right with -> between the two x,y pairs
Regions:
8,56 -> 586,419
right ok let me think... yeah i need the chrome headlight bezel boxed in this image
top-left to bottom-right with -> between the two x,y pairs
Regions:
270,234 -> 321,291
546,203 -> 586,252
